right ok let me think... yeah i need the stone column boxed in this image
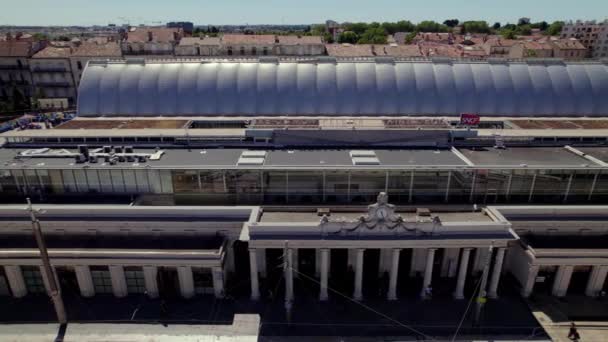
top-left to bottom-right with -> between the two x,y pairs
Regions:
521,265 -> 539,298
388,249 -> 401,301
420,248 -> 436,299
552,265 -> 574,297
249,248 -> 260,300
257,248 -> 267,278
585,265 -> 608,297
320,248 -> 330,301
454,248 -> 472,299
109,265 -> 128,298
292,248 -> 299,279
285,248 -> 294,302
212,267 -> 225,299
4,266 -> 27,298
586,265 -> 608,297
488,248 -> 506,299
353,248 -> 365,301
74,265 -> 95,298
177,266 -> 195,299
143,266 -> 159,298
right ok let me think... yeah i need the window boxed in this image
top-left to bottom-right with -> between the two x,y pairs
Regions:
77,61 -> 83,70
227,47 -> 233,55
240,47 -> 245,55
251,47 -> 257,55
91,266 -> 113,294
22,266 -> 45,294
263,47 -> 268,55
193,268 -> 213,295
124,267 -> 146,294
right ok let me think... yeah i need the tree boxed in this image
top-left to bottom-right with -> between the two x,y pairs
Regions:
395,20 -> 416,33
501,29 -> 516,39
531,21 -> 549,31
416,21 -> 449,33
343,22 -> 369,35
404,31 -> 418,44
358,27 -> 387,44
337,31 -> 359,44
518,17 -> 531,26
381,22 -> 398,34
492,22 -> 501,30
310,24 -> 326,36
443,19 -> 460,28
462,21 -> 491,34
546,21 -> 564,36
517,24 -> 532,35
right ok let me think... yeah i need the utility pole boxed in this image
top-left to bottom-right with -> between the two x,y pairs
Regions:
283,240 -> 293,325
474,243 -> 493,326
26,198 -> 67,324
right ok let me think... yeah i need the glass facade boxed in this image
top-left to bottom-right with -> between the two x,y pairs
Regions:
2,167 -> 608,205
124,267 -> 146,294
21,266 -> 45,294
193,267 -> 214,295
91,266 -> 113,294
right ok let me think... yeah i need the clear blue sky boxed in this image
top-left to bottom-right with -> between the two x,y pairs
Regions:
1,0 -> 606,26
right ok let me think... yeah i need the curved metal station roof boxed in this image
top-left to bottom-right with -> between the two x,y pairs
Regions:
77,59 -> 608,117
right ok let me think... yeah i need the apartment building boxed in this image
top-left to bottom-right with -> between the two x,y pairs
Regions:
121,27 -> 183,55
70,41 -> 122,87
0,37 -> 45,108
561,20 -> 608,58
30,45 -> 77,108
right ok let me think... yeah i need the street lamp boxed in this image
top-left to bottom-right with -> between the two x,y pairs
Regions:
26,198 -> 67,324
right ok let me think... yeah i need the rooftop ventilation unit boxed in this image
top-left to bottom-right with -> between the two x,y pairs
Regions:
237,150 -> 267,166
350,150 -> 380,165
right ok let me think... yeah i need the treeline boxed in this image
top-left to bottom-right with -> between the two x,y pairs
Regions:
308,19 -> 564,44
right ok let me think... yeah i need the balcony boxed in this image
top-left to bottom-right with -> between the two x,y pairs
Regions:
32,67 -> 68,73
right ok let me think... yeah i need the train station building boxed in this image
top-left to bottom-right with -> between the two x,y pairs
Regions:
1,58 -> 608,307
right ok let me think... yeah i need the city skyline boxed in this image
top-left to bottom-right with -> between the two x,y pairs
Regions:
0,0 -> 607,26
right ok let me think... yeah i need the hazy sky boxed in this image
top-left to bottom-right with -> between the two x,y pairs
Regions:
1,0 -> 607,26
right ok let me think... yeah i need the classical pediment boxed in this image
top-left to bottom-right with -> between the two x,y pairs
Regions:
319,192 -> 442,235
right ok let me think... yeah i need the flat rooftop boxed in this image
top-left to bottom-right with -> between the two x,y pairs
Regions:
3,146 -> 608,170
0,234 -> 224,250
0,148 -> 468,169
521,234 -> 608,249
259,210 -> 493,223
459,147 -> 592,167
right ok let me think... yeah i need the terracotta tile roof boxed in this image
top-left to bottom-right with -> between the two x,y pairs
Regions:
381,45 -> 422,57
484,38 -> 520,47
277,36 -> 323,45
460,45 -> 488,58
551,38 -> 586,50
522,40 -> 553,50
126,27 -> 181,43
32,45 -> 73,58
179,37 -> 221,46
222,34 -> 276,45
419,42 -> 463,58
72,42 -> 122,57
325,44 -> 423,57
0,41 -> 35,57
325,44 -> 374,57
